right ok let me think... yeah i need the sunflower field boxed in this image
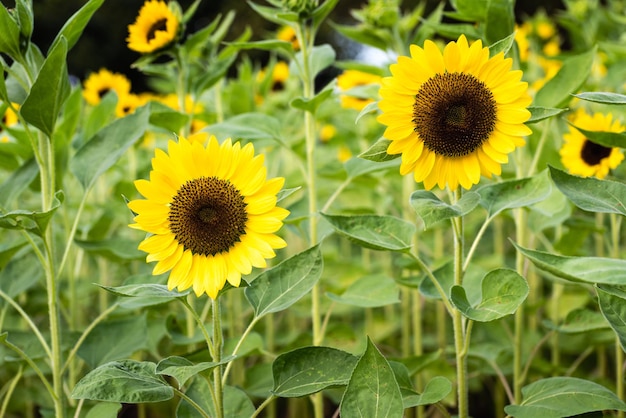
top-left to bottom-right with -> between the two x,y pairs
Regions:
1,0 -> 626,417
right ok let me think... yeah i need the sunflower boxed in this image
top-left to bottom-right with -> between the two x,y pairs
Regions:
337,70 -> 382,111
115,93 -> 144,118
377,34 -> 532,191
127,0 -> 179,54
82,69 -> 132,106
1,102 -> 19,143
277,25 -> 299,51
128,135 -> 289,299
560,110 -> 624,179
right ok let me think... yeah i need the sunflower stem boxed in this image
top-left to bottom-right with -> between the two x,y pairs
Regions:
610,213 -> 624,416
212,298 -> 224,418
513,205 -> 527,404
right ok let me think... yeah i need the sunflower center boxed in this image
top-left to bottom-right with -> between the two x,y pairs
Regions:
97,88 -> 110,99
581,139 -> 612,166
147,18 -> 168,41
412,72 -> 497,157
168,177 -> 248,256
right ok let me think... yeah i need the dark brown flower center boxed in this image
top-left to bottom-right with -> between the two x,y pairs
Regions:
581,139 -> 612,166
147,18 -> 168,41
97,88 -> 110,99
168,177 -> 248,256
412,72 -> 497,157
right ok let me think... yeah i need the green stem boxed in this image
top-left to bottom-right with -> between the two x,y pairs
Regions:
212,298 -> 224,418
222,316 -> 260,385
1,336 -> 55,402
180,298 -> 215,358
0,365 -> 21,417
173,387 -> 212,418
251,395 -> 276,418
610,213 -> 624,416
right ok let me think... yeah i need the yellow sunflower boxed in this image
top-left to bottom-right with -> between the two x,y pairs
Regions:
115,93 -> 145,118
127,0 -> 179,54
1,102 -> 19,143
377,34 -> 532,191
128,135 -> 289,299
337,70 -> 382,111
560,110 -> 624,179
277,25 -> 299,51
82,69 -> 132,106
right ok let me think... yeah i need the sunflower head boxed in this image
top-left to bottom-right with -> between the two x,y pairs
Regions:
129,135 -> 289,299
560,110 -> 624,179
277,26 -> 300,51
377,35 -> 532,191
337,70 -> 382,111
83,69 -> 132,106
1,102 -> 20,143
127,0 -> 180,54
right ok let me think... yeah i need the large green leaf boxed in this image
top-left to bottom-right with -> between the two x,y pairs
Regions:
402,376 -> 452,408
0,4 -> 21,59
0,190 -> 64,237
20,37 -> 70,138
98,283 -> 191,310
513,242 -> 626,285
71,360 -> 173,403
49,0 -> 105,52
245,245 -> 323,318
549,166 -> 626,215
477,170 -> 551,217
77,314 -> 149,368
573,92 -> 626,105
326,274 -> 400,307
340,338 -> 403,418
596,285 -> 626,352
206,112 -> 283,143
543,308 -> 609,334
527,106 -> 568,124
156,355 -> 234,389
359,138 -> 399,163
291,44 -> 336,80
321,213 -> 415,251
75,238 -> 145,261
569,124 -> 626,149
450,269 -> 528,322
534,47 -> 596,108
485,0 -> 514,45
504,377 -> 626,418
70,104 -> 150,190
410,190 -> 480,229
0,158 -> 38,208
272,346 -> 358,397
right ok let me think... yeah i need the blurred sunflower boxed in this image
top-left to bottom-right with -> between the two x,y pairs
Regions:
277,25 -> 299,50
128,136 -> 289,299
560,110 -> 624,179
337,70 -> 382,111
377,34 -> 532,190
1,103 -> 19,143
158,93 -> 207,134
127,0 -> 179,54
82,69 -> 131,106
116,93 -> 144,118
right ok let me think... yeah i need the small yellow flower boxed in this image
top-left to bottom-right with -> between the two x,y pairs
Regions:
378,35 -> 532,191
336,70 -> 382,111
320,124 -> 336,143
542,39 -> 560,57
82,69 -> 132,106
127,0 -> 179,54
277,25 -> 299,51
129,135 -> 289,299
338,145 -> 352,163
536,21 -> 556,40
1,102 -> 20,143
560,110 -> 624,179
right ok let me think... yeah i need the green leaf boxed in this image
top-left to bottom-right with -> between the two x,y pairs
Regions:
450,269 -> 528,322
312,0 -> 339,30
403,376 -> 452,408
75,238 -> 144,261
207,112 -> 283,143
291,44 -> 336,80
534,47 -> 596,108
344,157 -> 399,179
410,190 -> 480,229
355,100 -> 379,124
0,63 -> 8,102
392,350 -> 442,376
49,0 -> 105,52
527,106 -> 568,124
0,190 -> 64,237
20,37 -> 70,138
0,158 -> 38,208
419,262 -> 454,300
596,285 -> 626,352
549,166 -> 626,215
227,40 -> 294,56
326,274 -> 400,307
0,4 -> 21,59
84,402 -> 122,418
156,355 -> 234,389
573,92 -> 626,105
70,104 -> 150,190
77,314 -> 149,368
477,170 -> 552,218
0,250 -> 41,298
504,377 -> 626,418
513,242 -> 626,285
15,0 -> 33,45
358,138 -> 399,163
248,1 -> 296,26
272,346 -> 358,397
485,0 -> 514,45
488,32 -> 516,57
569,123 -> 626,149
245,245 -> 323,318
148,101 -> 189,133
340,337 -> 403,418
321,213 -> 415,252
543,308 -> 609,334
331,22 -> 391,52
98,283 -> 191,300
176,380 -> 254,418
290,85 -> 334,114
71,360 -> 173,403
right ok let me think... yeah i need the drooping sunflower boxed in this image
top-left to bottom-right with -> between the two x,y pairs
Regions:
127,0 -> 179,54
337,70 -> 382,111
377,35 -> 532,191
82,69 -> 132,106
560,110 -> 624,179
128,135 -> 289,299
